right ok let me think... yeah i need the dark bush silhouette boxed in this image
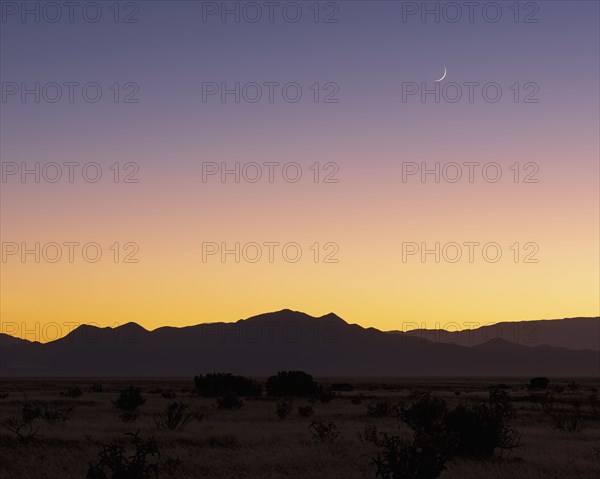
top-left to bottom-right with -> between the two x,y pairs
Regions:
215,392 -> 244,410
315,388 -> 335,403
358,424 -> 379,444
368,401 -> 399,418
529,377 -> 550,390
61,386 -> 82,398
399,392 -> 448,440
160,389 -> 176,399
371,432 -> 453,479
1,403 -> 41,441
297,405 -> 314,417
87,430 -> 159,479
91,383 -> 103,393
276,400 -> 293,419
371,393 -> 453,478
266,371 -> 316,397
153,402 -> 198,431
40,405 -> 73,425
194,373 -> 261,397
445,388 -> 522,457
541,396 -> 586,432
114,386 -> 146,421
308,421 -> 339,443
370,388 -> 522,477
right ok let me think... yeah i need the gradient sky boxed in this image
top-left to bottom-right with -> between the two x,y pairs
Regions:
1,0 -> 599,342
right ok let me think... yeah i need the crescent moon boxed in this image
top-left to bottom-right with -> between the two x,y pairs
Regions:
435,67 -> 447,82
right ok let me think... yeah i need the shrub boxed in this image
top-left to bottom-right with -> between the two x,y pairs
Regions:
445,388 -> 522,458
371,432 -> 453,479
308,421 -> 339,443
368,401 -> 399,418
380,388 -> 522,466
91,383 -> 103,393
87,430 -> 159,479
61,386 -> 82,398
529,377 -> 549,390
40,405 -> 73,425
114,386 -> 146,421
316,388 -> 335,404
399,392 -> 447,440
153,402 -> 198,431
194,373 -> 261,397
160,389 -> 176,399
215,392 -> 244,410
370,393 -> 455,478
544,401 -> 586,432
357,424 -> 379,444
0,403 -> 41,441
276,400 -> 293,420
266,371 -> 316,397
297,405 -> 314,417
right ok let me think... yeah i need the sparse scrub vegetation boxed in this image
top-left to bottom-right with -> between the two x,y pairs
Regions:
87,430 -> 160,479
1,403 -> 42,441
114,386 -> 146,422
0,377 -> 598,479
370,388 -> 522,478
445,388 -> 522,457
275,400 -> 293,419
297,404 -> 314,417
160,389 -> 176,399
541,396 -> 586,432
371,432 -> 453,479
61,386 -> 82,398
40,405 -> 73,425
153,401 -> 198,431
368,400 -> 399,418
308,421 -> 339,443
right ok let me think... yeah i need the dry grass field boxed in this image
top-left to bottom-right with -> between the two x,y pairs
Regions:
0,377 -> 599,479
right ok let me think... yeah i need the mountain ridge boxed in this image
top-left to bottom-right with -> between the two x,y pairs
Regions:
1,311 -> 598,377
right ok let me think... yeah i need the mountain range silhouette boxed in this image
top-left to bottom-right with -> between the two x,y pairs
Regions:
0,310 -> 598,376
